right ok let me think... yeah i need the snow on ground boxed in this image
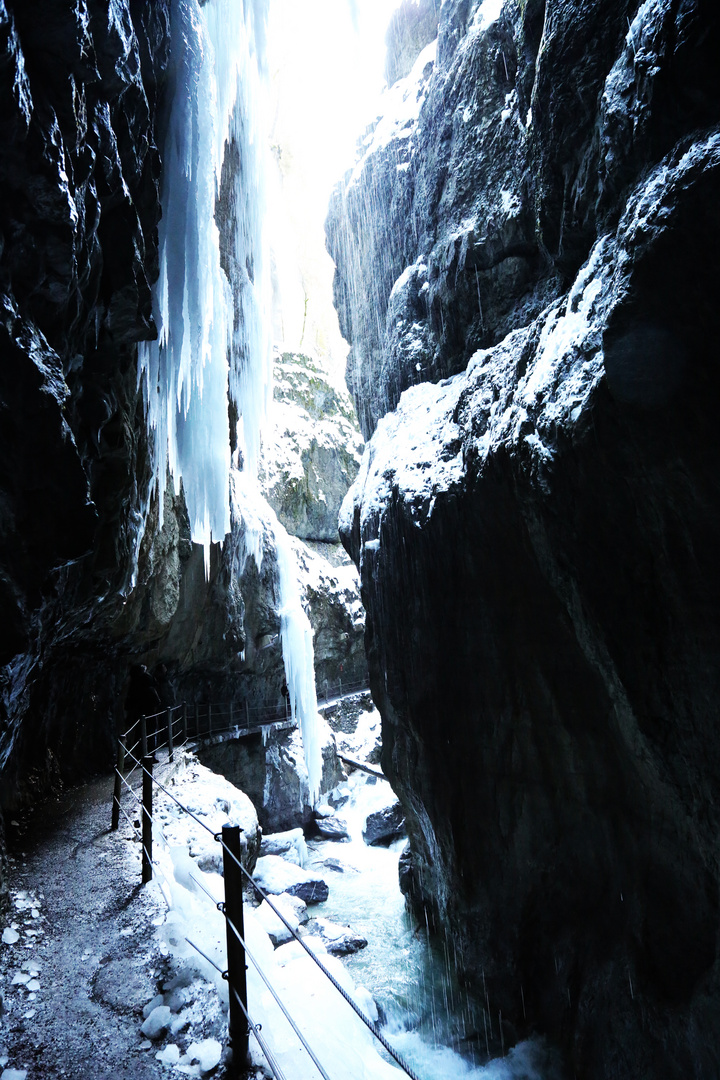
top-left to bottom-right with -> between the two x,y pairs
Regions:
133,750 -> 411,1078
0,743 -> 562,1079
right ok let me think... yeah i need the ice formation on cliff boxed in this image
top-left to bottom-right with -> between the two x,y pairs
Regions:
138,0 -> 271,560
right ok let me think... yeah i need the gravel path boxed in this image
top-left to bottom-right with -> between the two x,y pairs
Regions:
0,774 -> 174,1079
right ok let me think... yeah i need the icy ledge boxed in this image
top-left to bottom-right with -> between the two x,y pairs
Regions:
341,134 -> 720,551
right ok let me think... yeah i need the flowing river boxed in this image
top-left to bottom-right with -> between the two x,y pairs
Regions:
306,768 -> 562,1080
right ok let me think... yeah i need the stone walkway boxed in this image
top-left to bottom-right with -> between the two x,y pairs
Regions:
0,774 -> 174,1079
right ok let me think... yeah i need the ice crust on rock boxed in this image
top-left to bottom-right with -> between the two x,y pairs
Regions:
186,1039 -> 222,1073
255,895 -> 300,945
252,855 -> 329,903
156,1043 -> 181,1065
260,828 -> 308,867
141,1005 -> 172,1040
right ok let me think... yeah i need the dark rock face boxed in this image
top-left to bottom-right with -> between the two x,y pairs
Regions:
334,1 -> 720,1077
362,801 -> 405,846
0,0 -> 291,821
198,722 -> 344,835
0,0 -> 170,807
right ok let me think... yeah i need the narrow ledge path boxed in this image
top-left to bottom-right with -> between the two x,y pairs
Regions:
0,775 -> 172,1080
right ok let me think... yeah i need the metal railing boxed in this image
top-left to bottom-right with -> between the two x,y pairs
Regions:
317,676 -> 370,705
110,743 -> 422,1080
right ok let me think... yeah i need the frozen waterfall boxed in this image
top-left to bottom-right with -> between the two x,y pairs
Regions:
231,473 -> 323,803
138,0 -> 320,797
138,0 -> 272,561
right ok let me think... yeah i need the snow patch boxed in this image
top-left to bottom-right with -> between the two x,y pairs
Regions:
472,0 -> 505,32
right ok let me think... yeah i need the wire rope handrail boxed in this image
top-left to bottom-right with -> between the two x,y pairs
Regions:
119,676 -> 372,746
112,747 -> 422,1080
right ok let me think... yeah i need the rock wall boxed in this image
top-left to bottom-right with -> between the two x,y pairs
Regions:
332,1 -> 720,1077
259,351 -> 363,543
0,2 -> 317,818
0,0 -> 171,804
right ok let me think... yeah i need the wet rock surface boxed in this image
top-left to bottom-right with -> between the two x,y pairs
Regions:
0,0 -> 172,812
362,802 -> 405,847
334,1 -> 720,1077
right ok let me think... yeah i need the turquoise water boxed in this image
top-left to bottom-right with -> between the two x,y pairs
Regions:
306,772 -> 562,1079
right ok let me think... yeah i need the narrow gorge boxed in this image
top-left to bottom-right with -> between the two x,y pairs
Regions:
0,1 -> 718,1079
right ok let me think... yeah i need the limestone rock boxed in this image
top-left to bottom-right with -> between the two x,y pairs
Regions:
259,352 -> 364,542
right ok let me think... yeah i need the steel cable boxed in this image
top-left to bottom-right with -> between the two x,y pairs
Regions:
218,839 -> 422,1080
186,871 -> 331,1080
225,913 -> 333,1080
185,939 -> 288,1080
118,747 -> 421,1079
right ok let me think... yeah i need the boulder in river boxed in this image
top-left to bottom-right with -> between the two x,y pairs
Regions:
309,918 -> 368,957
363,802 -> 405,846
252,855 -> 329,904
314,815 -> 350,841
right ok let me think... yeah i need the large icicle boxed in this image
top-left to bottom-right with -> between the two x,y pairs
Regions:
139,0 -> 319,798
138,0 -> 271,562
231,473 -> 323,803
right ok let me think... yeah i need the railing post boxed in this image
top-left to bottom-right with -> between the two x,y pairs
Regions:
167,707 -> 174,763
111,735 -> 126,831
222,824 -> 249,1068
229,701 -> 234,728
140,715 -> 148,758
141,756 -> 154,884
245,700 -> 250,730
182,701 -> 188,742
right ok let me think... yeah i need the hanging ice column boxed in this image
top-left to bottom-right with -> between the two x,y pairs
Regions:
230,474 -> 323,803
139,0 -> 322,799
138,0 -> 272,564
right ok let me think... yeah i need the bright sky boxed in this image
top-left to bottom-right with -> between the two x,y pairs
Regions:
265,0 -> 405,365
268,0 -> 403,210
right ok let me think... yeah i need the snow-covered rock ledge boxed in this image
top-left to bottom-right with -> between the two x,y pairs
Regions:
339,131 -> 720,1073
